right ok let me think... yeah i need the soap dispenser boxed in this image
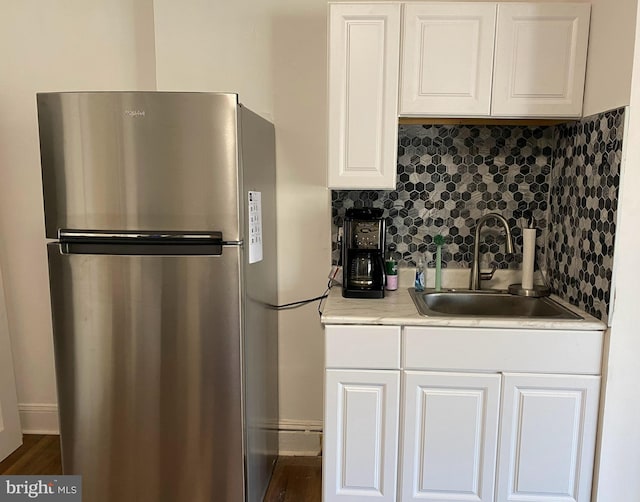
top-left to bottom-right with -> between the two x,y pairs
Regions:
414,257 -> 425,292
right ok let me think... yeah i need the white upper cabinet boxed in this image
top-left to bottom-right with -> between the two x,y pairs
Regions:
327,2 -> 591,188
328,3 -> 401,189
492,3 -> 591,117
400,3 -> 497,116
399,2 -> 591,119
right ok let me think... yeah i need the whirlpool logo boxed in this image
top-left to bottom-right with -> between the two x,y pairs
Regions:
124,109 -> 145,118
0,477 -> 81,501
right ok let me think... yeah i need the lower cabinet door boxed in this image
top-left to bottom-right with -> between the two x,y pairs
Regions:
324,369 -> 400,502
400,371 -> 501,502
497,373 -> 601,502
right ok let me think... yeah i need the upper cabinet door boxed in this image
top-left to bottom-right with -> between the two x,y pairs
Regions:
400,3 -> 497,117
491,3 -> 591,117
328,3 -> 401,189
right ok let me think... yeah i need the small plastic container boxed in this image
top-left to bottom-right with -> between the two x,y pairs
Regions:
385,260 -> 398,291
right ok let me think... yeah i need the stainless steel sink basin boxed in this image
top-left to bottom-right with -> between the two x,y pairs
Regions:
409,289 -> 582,319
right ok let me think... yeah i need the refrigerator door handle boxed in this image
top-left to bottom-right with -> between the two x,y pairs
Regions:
58,229 -> 226,256
59,229 -> 224,242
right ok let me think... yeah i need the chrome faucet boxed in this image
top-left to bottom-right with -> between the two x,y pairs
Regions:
469,213 -> 515,290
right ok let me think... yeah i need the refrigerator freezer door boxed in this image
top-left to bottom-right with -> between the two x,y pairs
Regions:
38,92 -> 242,240
47,243 -> 245,502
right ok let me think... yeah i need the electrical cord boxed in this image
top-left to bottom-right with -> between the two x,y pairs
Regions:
271,291 -> 330,310
317,282 -> 332,316
269,268 -> 340,314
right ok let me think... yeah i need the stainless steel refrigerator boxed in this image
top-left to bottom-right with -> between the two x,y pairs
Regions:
37,92 -> 278,502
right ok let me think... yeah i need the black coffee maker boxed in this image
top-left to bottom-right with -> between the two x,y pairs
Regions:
342,208 -> 386,298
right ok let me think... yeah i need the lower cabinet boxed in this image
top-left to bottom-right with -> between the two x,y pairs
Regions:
400,371 -> 501,502
399,371 -> 600,502
323,325 -> 603,502
324,369 -> 400,501
497,373 -> 600,502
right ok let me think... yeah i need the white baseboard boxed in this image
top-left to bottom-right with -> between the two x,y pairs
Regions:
17,405 -> 322,456
18,404 -> 60,434
277,419 -> 323,456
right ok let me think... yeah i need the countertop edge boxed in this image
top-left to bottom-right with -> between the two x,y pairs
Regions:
320,288 -> 607,331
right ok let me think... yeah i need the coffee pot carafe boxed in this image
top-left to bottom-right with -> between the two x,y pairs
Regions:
342,208 -> 385,298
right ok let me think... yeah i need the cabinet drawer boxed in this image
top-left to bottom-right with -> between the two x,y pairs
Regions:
403,326 -> 604,375
325,325 -> 401,369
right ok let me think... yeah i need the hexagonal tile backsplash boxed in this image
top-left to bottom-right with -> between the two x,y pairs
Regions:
331,108 -> 624,323
332,124 -> 554,269
547,108 -> 624,322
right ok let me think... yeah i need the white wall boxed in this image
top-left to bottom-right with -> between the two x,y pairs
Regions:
0,0 -> 156,432
153,0 -> 276,119
153,0 -> 331,440
593,1 -> 640,497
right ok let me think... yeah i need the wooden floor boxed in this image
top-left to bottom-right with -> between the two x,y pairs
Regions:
264,456 -> 322,502
0,435 -> 62,475
0,435 -> 322,501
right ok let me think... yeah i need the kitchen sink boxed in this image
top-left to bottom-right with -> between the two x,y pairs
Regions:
409,289 -> 582,319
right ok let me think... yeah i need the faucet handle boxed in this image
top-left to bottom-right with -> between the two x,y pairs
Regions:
479,262 -> 497,281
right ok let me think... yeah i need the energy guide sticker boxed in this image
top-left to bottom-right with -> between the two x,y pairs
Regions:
248,191 -> 263,264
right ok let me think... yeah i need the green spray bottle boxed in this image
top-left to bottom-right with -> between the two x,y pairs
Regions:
434,234 -> 445,291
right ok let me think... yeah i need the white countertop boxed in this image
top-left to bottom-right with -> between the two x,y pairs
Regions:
320,286 -> 606,330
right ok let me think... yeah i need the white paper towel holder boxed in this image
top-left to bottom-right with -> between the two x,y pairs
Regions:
508,283 -> 550,297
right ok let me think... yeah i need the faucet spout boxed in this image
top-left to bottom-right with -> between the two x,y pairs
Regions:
469,213 -> 514,290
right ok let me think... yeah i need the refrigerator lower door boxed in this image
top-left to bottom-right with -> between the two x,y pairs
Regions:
47,243 -> 245,502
